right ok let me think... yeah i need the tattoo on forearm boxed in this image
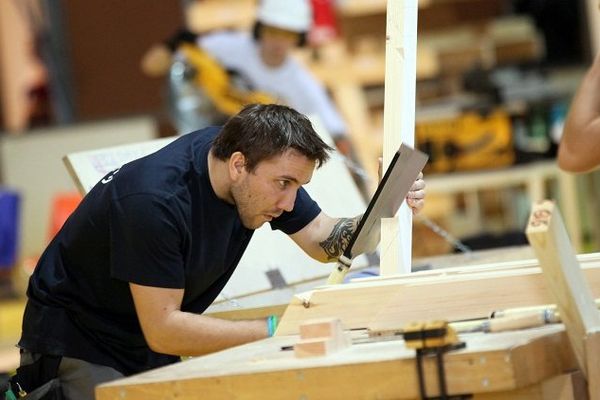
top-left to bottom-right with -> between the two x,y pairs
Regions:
319,217 -> 360,261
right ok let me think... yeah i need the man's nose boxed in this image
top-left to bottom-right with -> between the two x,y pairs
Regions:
277,190 -> 296,213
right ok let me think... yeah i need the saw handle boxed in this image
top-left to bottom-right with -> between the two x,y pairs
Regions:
326,256 -> 352,285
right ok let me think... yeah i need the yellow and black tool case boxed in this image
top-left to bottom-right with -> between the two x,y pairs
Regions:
416,108 -> 514,174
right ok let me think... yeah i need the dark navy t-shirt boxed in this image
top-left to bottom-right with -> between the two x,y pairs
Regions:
19,126 -> 321,375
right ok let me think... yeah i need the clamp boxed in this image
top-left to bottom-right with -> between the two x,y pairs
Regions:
403,321 -> 471,400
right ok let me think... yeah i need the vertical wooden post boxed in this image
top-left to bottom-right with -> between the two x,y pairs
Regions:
380,0 -> 419,276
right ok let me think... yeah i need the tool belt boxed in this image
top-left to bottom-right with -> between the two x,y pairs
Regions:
3,353 -> 64,400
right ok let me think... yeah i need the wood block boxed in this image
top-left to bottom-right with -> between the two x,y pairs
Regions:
295,317 -> 351,358
294,335 -> 350,359
294,337 -> 336,358
299,317 -> 344,340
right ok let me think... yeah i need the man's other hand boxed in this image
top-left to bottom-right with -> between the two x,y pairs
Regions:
407,172 -> 425,214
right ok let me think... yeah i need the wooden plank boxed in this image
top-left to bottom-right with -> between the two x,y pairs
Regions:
205,247 -> 571,321
526,200 -> 600,378
381,0 -> 419,275
277,261 -> 600,336
360,251 -> 600,283
96,325 -> 575,400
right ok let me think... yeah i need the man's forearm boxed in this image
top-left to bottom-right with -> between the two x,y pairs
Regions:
147,312 -> 267,357
131,283 -> 269,357
318,215 -> 361,261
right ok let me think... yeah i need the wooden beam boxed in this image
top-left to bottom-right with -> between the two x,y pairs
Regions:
526,200 -> 600,379
381,0 -> 419,275
276,260 -> 600,336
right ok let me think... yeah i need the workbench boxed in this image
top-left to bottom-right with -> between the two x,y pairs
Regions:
97,324 -> 577,400
97,250 -> 600,399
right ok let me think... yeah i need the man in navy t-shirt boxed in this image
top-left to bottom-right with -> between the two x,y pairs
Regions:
14,104 -> 425,399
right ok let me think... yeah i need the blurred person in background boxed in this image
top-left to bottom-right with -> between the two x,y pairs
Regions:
141,0 -> 355,159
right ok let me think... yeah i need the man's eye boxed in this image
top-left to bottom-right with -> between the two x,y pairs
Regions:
278,180 -> 289,188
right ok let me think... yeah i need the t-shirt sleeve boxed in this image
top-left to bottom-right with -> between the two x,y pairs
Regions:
109,194 -> 185,288
270,187 -> 321,234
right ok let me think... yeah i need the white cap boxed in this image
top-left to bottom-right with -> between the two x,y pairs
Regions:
256,0 -> 312,33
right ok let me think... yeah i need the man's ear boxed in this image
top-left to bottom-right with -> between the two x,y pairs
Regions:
229,152 -> 246,181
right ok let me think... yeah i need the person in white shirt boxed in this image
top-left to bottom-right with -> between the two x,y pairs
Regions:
142,0 -> 354,157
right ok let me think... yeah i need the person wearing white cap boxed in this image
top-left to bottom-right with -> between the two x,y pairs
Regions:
203,0 -> 354,155
142,0 -> 355,158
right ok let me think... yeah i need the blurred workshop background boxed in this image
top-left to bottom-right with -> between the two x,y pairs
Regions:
0,0 -> 599,362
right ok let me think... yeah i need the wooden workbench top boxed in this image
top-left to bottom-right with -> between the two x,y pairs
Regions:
97,324 -> 574,399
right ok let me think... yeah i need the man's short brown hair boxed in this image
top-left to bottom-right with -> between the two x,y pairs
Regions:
211,104 -> 333,171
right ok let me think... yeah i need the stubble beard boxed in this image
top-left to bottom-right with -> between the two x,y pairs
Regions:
231,179 -> 263,230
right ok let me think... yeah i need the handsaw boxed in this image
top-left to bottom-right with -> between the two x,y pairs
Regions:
327,143 -> 428,284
